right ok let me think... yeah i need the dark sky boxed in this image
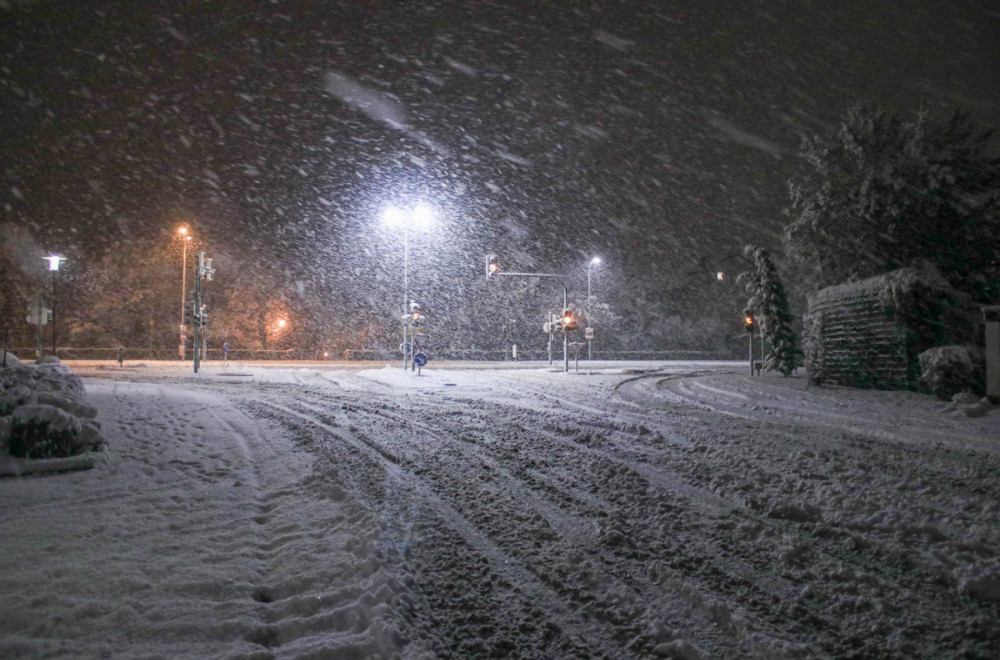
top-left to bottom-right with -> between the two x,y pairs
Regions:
3,0 -> 998,309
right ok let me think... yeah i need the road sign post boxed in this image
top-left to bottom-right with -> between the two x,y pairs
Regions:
413,351 -> 428,376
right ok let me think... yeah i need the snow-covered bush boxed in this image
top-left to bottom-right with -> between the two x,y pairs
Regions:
1,359 -> 105,460
918,346 -> 973,399
7,404 -> 82,458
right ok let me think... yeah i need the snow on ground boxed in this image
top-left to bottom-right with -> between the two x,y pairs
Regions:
1,360 -> 998,659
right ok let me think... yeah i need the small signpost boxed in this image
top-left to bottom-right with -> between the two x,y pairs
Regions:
569,342 -> 586,372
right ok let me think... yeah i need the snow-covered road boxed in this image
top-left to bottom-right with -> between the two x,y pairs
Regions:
1,361 -> 998,658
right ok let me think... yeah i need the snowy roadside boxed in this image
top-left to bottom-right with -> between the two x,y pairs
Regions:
1,360 -> 998,658
0,373 -> 431,659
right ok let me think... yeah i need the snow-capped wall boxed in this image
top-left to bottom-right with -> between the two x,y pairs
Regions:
804,267 -> 960,389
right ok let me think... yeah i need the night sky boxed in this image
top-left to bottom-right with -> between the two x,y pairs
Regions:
3,0 -> 998,349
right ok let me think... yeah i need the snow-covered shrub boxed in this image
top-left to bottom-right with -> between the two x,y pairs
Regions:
0,384 -> 33,415
0,359 -> 105,460
918,346 -> 973,399
8,404 -> 83,458
956,563 -> 1000,604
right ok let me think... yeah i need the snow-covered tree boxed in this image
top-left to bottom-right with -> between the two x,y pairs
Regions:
784,102 -> 1000,300
738,246 -> 802,376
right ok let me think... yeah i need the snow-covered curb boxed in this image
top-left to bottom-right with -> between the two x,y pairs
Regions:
0,354 -> 106,471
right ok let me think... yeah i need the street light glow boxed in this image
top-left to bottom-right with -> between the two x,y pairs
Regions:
381,207 -> 407,228
381,204 -> 435,230
411,203 -> 434,230
44,255 -> 66,271
590,256 -> 601,265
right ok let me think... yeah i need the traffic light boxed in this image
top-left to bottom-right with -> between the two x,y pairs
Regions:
561,308 -> 575,331
199,305 -> 209,327
486,254 -> 499,279
184,299 -> 197,326
744,312 -> 755,332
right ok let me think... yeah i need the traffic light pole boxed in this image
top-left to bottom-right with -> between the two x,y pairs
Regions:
190,251 -> 216,374
193,264 -> 202,374
494,272 -> 569,372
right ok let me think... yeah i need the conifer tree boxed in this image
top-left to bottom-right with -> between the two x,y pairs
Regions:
738,246 -> 802,376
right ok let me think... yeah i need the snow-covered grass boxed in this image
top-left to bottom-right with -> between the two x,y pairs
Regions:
1,360 -> 997,658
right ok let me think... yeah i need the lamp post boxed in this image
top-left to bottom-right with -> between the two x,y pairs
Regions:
587,256 -> 600,362
44,255 -> 66,357
382,203 -> 434,370
177,227 -> 192,359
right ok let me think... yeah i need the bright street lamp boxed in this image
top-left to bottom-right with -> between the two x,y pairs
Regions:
44,255 -> 66,357
381,203 -> 435,370
177,227 -> 193,359
587,256 -> 601,362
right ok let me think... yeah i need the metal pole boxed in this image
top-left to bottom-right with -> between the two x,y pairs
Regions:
587,264 -> 592,362
548,314 -> 553,366
193,264 -> 201,374
36,294 -> 43,358
748,324 -> 754,376
562,283 -> 569,373
51,269 -> 56,357
179,239 -> 187,360
760,326 -> 765,375
983,306 -> 1000,401
402,225 -> 408,370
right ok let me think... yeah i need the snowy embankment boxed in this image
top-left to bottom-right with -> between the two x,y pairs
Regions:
0,360 -> 998,659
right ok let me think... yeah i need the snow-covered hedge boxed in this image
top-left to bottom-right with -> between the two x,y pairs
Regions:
918,345 -> 974,400
805,265 -> 981,390
1,356 -> 105,462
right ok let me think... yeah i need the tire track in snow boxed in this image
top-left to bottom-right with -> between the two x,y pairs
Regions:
240,384 -> 776,658
245,396 -> 643,658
